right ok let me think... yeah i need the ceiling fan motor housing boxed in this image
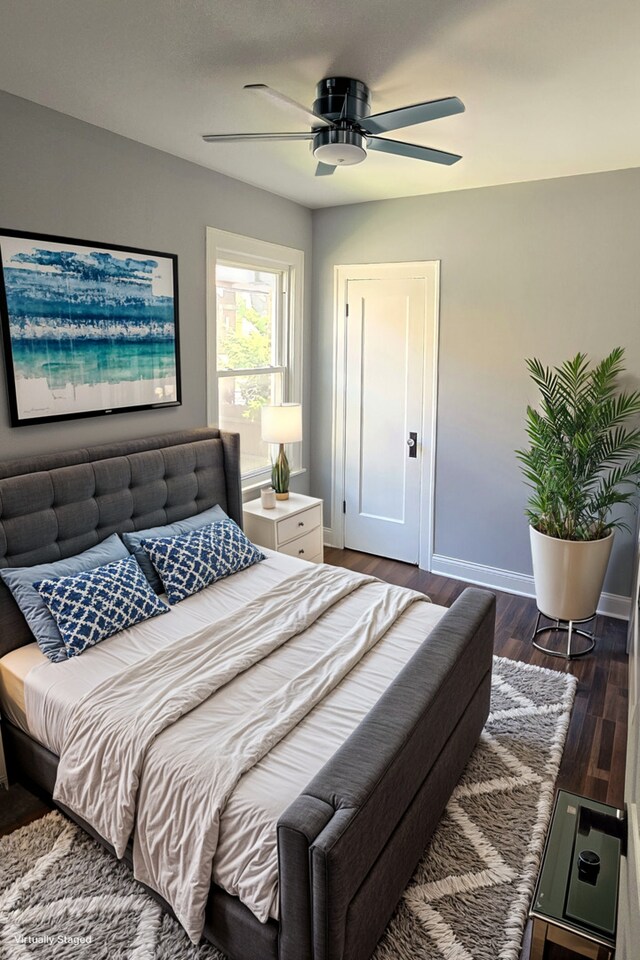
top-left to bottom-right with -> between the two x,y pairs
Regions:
313,77 -> 371,123
313,128 -> 367,166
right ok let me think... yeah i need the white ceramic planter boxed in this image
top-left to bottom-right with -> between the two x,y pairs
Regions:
529,526 -> 614,621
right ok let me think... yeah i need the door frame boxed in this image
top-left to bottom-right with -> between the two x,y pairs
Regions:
331,261 -> 440,570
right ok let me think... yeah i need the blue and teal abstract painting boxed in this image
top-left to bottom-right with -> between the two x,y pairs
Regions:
0,233 -> 180,424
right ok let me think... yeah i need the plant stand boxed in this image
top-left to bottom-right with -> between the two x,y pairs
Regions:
532,610 -> 596,659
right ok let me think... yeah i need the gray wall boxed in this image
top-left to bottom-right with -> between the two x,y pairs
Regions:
0,92 -> 312,494
311,168 -> 640,597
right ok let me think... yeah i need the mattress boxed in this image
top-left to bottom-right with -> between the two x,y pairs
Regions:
0,642 -> 45,731
0,549 -> 447,922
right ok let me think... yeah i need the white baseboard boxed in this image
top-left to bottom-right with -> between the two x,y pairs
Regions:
323,526 -> 339,549
318,535 -> 631,620
430,553 -> 630,621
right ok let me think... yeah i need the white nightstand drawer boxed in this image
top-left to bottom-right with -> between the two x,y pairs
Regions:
276,504 -> 322,546
279,525 -> 323,561
243,493 -> 323,560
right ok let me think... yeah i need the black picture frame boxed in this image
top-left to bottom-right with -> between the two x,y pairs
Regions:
0,229 -> 181,426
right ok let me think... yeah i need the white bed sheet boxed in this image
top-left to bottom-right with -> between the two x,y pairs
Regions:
9,550 -> 447,922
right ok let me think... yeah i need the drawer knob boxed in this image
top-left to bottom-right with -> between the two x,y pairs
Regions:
297,521 -> 305,527
298,549 -> 305,555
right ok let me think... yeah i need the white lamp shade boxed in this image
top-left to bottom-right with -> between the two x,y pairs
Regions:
261,403 -> 302,444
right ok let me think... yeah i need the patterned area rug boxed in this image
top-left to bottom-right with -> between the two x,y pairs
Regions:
0,656 -> 576,960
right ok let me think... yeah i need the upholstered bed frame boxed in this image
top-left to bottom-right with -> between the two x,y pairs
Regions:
0,429 -> 496,960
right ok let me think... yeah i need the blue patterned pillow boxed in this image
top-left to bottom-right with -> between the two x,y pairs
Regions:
34,556 -> 169,658
0,534 -> 130,663
140,519 -> 265,604
122,504 -> 228,592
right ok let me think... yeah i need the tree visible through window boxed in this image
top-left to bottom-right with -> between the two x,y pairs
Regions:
216,264 -> 285,476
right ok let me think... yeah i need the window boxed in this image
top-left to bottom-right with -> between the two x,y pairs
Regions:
207,230 -> 303,484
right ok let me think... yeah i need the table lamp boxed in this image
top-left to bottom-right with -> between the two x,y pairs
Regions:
261,403 -> 302,500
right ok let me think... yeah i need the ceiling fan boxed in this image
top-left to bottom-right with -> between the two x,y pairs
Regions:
202,77 -> 464,176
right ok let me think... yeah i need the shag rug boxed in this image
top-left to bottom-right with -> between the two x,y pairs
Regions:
0,656 -> 576,960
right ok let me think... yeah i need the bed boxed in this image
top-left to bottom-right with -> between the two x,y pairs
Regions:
0,428 -> 496,960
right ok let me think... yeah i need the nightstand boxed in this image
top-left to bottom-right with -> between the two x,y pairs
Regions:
243,493 -> 324,563
0,716 -> 8,789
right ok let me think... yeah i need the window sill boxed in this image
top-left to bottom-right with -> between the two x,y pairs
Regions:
242,468 -> 307,498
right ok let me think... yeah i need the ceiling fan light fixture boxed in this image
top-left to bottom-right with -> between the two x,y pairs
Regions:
313,128 -> 367,167
204,78 -> 464,174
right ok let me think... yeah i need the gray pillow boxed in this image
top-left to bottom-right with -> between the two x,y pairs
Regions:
0,533 -> 130,663
122,504 -> 228,591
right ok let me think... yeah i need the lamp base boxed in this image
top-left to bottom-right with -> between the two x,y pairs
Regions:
271,444 -> 291,500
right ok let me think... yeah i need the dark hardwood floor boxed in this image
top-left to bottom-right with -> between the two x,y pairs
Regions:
324,547 -> 629,808
0,780 -> 51,837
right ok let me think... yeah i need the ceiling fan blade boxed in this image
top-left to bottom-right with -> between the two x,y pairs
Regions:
315,162 -> 336,177
364,96 -> 465,135
368,136 -> 462,165
244,83 -> 334,129
202,131 -> 315,143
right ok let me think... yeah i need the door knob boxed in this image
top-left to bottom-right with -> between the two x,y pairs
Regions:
407,432 -> 418,458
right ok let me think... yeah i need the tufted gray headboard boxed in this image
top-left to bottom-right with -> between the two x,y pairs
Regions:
0,428 -> 242,657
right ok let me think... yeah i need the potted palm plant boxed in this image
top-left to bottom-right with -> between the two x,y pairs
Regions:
517,348 -> 640,654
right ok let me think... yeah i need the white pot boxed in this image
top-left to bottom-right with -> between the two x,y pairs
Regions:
529,526 -> 614,621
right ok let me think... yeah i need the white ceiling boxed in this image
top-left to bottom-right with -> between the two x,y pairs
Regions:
1,0 -> 640,209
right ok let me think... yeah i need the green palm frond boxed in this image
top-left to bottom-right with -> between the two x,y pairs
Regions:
516,348 -> 640,541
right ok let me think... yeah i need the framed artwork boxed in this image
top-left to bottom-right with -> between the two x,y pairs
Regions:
0,229 -> 181,426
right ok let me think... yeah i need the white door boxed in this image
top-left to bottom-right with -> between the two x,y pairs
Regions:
343,276 -> 427,563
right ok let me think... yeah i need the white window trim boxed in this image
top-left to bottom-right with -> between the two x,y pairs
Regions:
206,228 -> 304,488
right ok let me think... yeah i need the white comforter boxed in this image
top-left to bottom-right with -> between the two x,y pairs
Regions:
23,551 -> 446,930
